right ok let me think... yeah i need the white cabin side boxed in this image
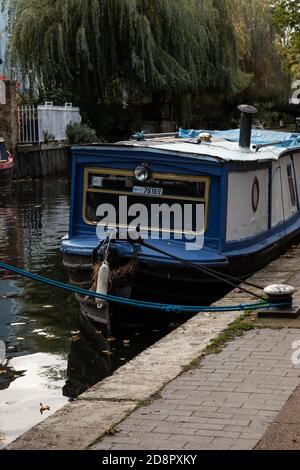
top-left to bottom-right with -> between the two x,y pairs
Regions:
272,155 -> 298,227
226,152 -> 300,243
226,168 -> 269,242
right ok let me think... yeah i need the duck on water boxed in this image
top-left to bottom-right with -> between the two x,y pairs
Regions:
61,105 -> 300,329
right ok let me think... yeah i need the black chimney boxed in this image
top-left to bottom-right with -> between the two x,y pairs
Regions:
238,104 -> 257,149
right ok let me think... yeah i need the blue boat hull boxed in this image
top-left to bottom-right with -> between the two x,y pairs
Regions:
62,225 -> 300,329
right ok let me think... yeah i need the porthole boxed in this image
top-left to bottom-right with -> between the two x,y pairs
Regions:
252,177 -> 259,212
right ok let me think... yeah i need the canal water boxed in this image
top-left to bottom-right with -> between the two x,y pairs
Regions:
0,178 -> 178,447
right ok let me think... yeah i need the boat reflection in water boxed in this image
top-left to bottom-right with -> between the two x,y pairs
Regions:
63,311 -> 178,399
63,314 -> 111,399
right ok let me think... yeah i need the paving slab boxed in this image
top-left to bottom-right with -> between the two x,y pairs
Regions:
91,329 -> 300,451
256,384 -> 300,450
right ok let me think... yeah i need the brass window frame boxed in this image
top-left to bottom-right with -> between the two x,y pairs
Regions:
82,167 -> 210,234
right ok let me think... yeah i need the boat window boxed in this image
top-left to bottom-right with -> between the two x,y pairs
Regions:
88,173 -> 206,199
287,164 -> 296,207
83,168 -> 210,235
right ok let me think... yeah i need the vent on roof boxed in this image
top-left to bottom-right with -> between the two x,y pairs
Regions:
238,104 -> 257,149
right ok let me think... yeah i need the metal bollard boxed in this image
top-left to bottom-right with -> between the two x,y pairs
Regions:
258,284 -> 300,319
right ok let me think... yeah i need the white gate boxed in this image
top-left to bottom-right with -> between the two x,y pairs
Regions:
37,102 -> 81,141
18,102 -> 82,144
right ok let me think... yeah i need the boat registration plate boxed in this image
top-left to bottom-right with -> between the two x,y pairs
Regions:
91,176 -> 103,187
133,186 -> 163,196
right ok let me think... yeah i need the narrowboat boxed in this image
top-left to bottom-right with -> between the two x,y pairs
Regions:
61,105 -> 300,328
0,138 -> 14,189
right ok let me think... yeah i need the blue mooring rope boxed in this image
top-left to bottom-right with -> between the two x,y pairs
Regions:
0,261 -> 291,314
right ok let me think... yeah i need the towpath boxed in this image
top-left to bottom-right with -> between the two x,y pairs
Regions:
92,328 -> 300,450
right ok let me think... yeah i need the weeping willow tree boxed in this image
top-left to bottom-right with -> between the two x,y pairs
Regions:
3,0 -> 245,136
7,0 -> 241,93
3,0 -> 289,135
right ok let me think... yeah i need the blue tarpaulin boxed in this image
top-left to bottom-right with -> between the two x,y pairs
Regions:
179,128 -> 300,149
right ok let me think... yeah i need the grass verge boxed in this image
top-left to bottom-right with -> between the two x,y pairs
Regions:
182,312 -> 254,371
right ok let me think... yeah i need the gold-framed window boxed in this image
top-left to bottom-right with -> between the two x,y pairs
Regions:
82,167 -> 210,235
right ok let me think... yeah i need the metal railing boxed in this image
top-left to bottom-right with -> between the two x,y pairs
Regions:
18,105 -> 39,144
17,102 -> 81,144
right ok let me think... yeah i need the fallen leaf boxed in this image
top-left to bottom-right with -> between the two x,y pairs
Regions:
105,427 -> 120,436
40,403 -> 50,414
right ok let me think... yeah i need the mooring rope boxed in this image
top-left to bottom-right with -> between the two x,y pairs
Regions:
133,239 -> 265,301
0,261 -> 290,314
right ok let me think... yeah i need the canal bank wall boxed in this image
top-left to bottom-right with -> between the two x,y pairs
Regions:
16,144 -> 71,178
7,243 -> 300,450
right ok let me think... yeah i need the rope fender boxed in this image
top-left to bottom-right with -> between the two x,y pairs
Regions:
0,261 -> 291,314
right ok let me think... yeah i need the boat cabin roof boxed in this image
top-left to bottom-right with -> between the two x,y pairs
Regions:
117,129 -> 300,163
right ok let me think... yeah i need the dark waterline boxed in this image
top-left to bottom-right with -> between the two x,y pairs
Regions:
0,178 -> 178,446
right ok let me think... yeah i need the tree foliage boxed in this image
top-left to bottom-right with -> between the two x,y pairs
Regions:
272,0 -> 300,78
227,0 -> 289,100
65,122 -> 101,145
7,1 -> 241,96
3,0 -> 291,136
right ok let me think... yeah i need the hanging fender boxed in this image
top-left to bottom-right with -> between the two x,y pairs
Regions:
96,261 -> 110,309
